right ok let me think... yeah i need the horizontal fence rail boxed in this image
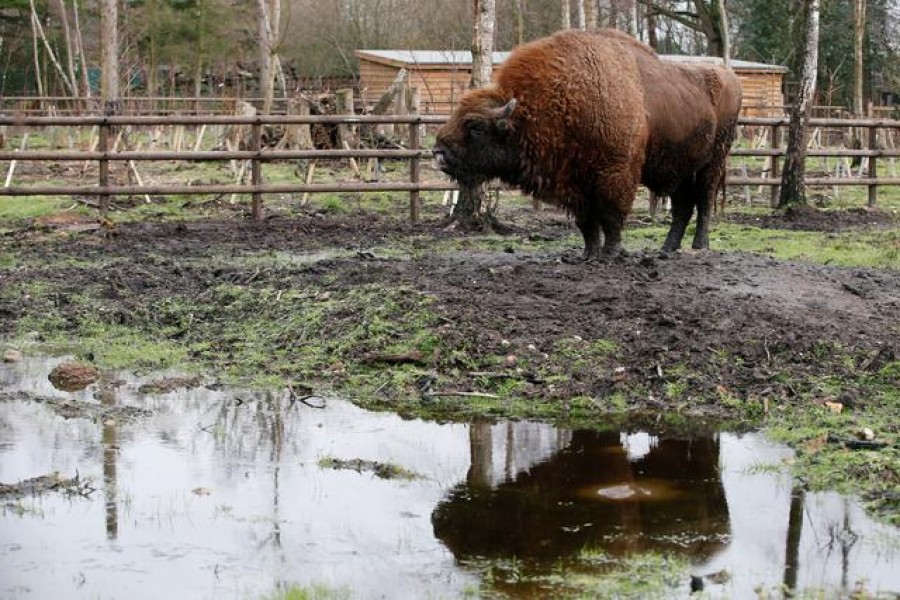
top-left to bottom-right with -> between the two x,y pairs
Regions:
2,114 -> 899,220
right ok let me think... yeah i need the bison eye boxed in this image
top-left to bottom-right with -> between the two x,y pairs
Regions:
468,120 -> 489,138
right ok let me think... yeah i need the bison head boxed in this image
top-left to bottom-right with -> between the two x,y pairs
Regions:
433,94 -> 519,186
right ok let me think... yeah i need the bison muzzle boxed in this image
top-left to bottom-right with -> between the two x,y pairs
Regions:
433,28 -> 743,257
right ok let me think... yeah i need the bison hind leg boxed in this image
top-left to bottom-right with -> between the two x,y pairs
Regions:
660,183 -> 696,254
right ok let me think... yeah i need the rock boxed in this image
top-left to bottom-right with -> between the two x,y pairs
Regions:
858,428 -> 875,441
48,362 -> 100,392
824,401 -> 843,414
3,349 -> 23,363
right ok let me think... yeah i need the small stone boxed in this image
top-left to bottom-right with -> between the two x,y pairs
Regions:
505,354 -> 517,366
858,428 -> 875,441
3,349 -> 23,363
824,401 -> 844,414
526,343 -> 538,352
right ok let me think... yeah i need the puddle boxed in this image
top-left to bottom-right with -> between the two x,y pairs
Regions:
1,358 -> 899,599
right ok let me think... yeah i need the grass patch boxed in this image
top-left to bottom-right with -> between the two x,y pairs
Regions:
462,551 -> 690,599
317,456 -> 422,480
710,223 -> 900,268
764,376 -> 900,525
0,196 -> 81,222
262,583 -> 351,600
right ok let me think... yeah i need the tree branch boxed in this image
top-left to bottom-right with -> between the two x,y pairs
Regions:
637,0 -> 702,31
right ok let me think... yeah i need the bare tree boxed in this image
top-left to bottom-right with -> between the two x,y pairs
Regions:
853,0 -> 866,116
29,0 -> 77,96
637,0 -> 730,57
100,0 -> 120,112
448,0 -> 503,231
470,0 -> 496,88
718,0 -> 730,66
258,0 -> 277,114
513,0 -> 526,44
562,0 -> 571,29
778,0 -> 820,208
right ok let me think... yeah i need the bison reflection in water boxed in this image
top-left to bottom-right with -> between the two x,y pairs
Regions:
431,430 -> 729,562
433,28 -> 743,258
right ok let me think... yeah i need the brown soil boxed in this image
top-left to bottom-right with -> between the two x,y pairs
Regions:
1,204 -> 898,419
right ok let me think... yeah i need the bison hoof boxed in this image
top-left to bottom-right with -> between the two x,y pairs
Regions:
560,252 -> 590,265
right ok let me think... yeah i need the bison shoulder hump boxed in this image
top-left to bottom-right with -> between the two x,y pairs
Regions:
702,69 -> 725,106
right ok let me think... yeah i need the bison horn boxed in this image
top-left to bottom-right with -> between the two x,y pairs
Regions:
491,98 -> 517,119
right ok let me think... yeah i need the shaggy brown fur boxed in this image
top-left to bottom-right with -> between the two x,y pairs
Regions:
433,28 -> 743,256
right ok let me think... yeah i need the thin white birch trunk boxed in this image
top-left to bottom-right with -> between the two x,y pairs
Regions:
470,0 -> 496,88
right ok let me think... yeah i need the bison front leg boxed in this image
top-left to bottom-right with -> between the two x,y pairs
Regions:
597,204 -> 626,255
575,210 -> 602,259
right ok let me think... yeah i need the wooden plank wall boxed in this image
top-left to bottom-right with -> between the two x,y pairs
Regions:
359,58 -> 786,117
740,71 -> 785,117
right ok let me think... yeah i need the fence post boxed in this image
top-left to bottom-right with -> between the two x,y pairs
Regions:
335,88 -> 354,148
769,124 -> 781,207
98,118 -> 110,218
867,123 -> 878,207
408,87 -> 421,222
251,121 -> 262,221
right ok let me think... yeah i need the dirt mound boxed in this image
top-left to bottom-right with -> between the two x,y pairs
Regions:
725,205 -> 899,232
2,213 -> 898,421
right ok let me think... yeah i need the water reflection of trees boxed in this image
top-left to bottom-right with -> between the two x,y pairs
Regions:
434,429 -> 730,563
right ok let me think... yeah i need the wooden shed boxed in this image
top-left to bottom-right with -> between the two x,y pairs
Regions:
355,49 -> 786,117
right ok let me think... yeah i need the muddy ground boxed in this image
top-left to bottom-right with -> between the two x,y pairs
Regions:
2,203 -> 898,424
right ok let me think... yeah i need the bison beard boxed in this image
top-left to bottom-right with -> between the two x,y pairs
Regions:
432,28 -> 743,257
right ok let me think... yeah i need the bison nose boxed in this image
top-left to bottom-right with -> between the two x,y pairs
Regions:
432,148 -> 448,169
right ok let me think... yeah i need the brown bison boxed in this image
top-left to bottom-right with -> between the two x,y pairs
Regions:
433,28 -> 743,257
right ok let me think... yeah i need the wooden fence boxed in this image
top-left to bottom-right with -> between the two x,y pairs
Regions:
1,113 -> 899,222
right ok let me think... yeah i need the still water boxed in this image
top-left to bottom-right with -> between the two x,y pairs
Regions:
1,358 -> 898,599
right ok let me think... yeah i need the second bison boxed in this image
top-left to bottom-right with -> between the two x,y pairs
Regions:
433,28 -> 743,257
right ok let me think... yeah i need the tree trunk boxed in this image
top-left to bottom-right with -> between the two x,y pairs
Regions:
193,0 -> 204,100
258,0 -> 271,113
30,0 -> 76,96
853,0 -> 866,117
573,0 -> 585,28
449,0 -> 502,231
147,0 -> 157,99
514,0 -> 526,45
72,0 -> 91,99
561,0 -> 571,29
470,0 -> 495,89
30,5 -> 44,97
628,0 -> 638,37
646,7 -> 658,49
56,0 -> 80,98
778,0 -> 819,209
585,0 -> 598,28
100,0 -> 119,112
718,0 -> 730,67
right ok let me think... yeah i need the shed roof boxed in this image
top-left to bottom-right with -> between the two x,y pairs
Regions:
355,49 -> 787,73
